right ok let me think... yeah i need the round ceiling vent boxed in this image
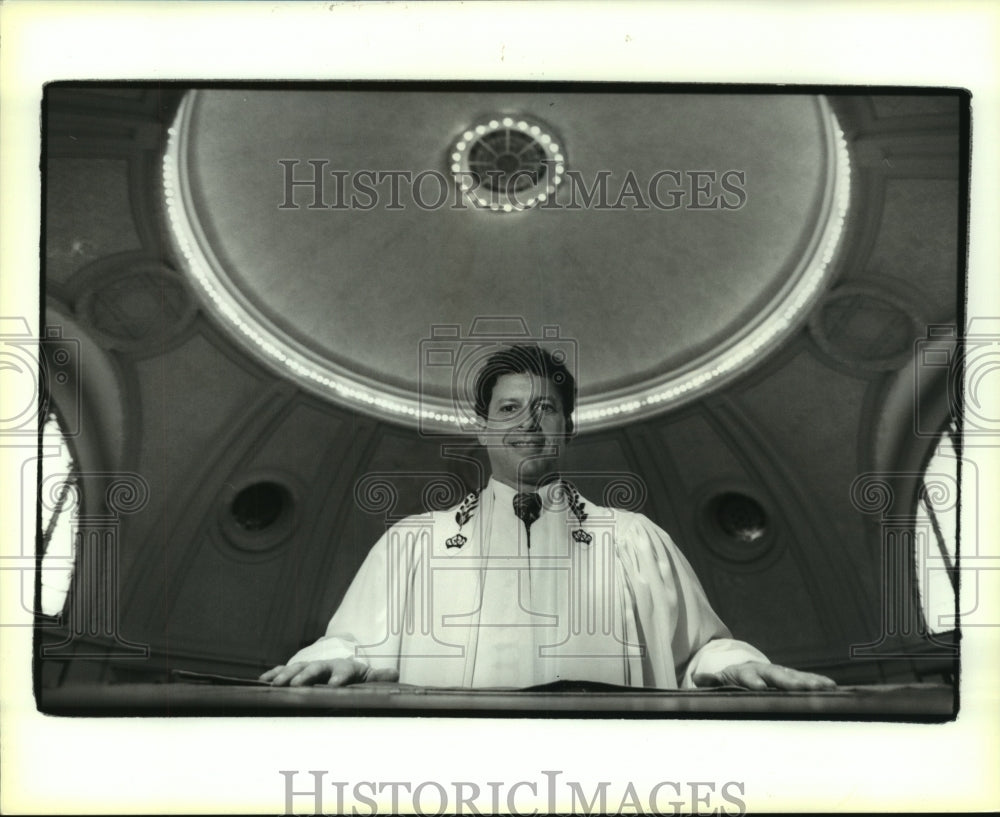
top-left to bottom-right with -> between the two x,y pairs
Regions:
450,116 -> 565,212
696,486 -> 781,569
216,473 -> 299,560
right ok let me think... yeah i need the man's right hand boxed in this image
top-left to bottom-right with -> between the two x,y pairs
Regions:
258,658 -> 399,687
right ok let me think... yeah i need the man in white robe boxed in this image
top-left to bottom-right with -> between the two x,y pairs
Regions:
263,345 -> 834,691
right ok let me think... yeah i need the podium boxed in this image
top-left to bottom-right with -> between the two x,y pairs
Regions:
40,680 -> 954,719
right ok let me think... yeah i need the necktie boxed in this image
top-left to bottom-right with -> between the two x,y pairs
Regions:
513,492 -> 542,548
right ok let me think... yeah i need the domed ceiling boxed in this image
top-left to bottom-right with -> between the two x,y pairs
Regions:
164,88 -> 850,430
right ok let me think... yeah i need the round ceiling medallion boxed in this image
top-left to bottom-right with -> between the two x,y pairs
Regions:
76,258 -> 195,351
451,116 -> 565,212
810,284 -> 923,371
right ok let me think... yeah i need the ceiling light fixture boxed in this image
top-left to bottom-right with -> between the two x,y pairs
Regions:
451,115 -> 566,212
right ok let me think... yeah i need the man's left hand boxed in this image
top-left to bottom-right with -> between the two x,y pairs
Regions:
693,661 -> 836,691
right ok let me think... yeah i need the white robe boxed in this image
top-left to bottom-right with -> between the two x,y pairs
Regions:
287,478 -> 767,688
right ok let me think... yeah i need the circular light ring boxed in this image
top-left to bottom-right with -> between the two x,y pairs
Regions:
450,115 -> 566,212
164,93 -> 852,434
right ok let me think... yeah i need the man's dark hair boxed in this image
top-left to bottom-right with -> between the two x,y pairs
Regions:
473,344 -> 576,433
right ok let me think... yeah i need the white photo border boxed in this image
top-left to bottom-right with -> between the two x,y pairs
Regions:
1,1 -> 998,814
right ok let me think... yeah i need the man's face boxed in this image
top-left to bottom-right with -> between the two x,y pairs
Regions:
477,372 -> 568,490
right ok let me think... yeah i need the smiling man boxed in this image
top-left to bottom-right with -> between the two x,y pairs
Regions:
262,344 -> 834,691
